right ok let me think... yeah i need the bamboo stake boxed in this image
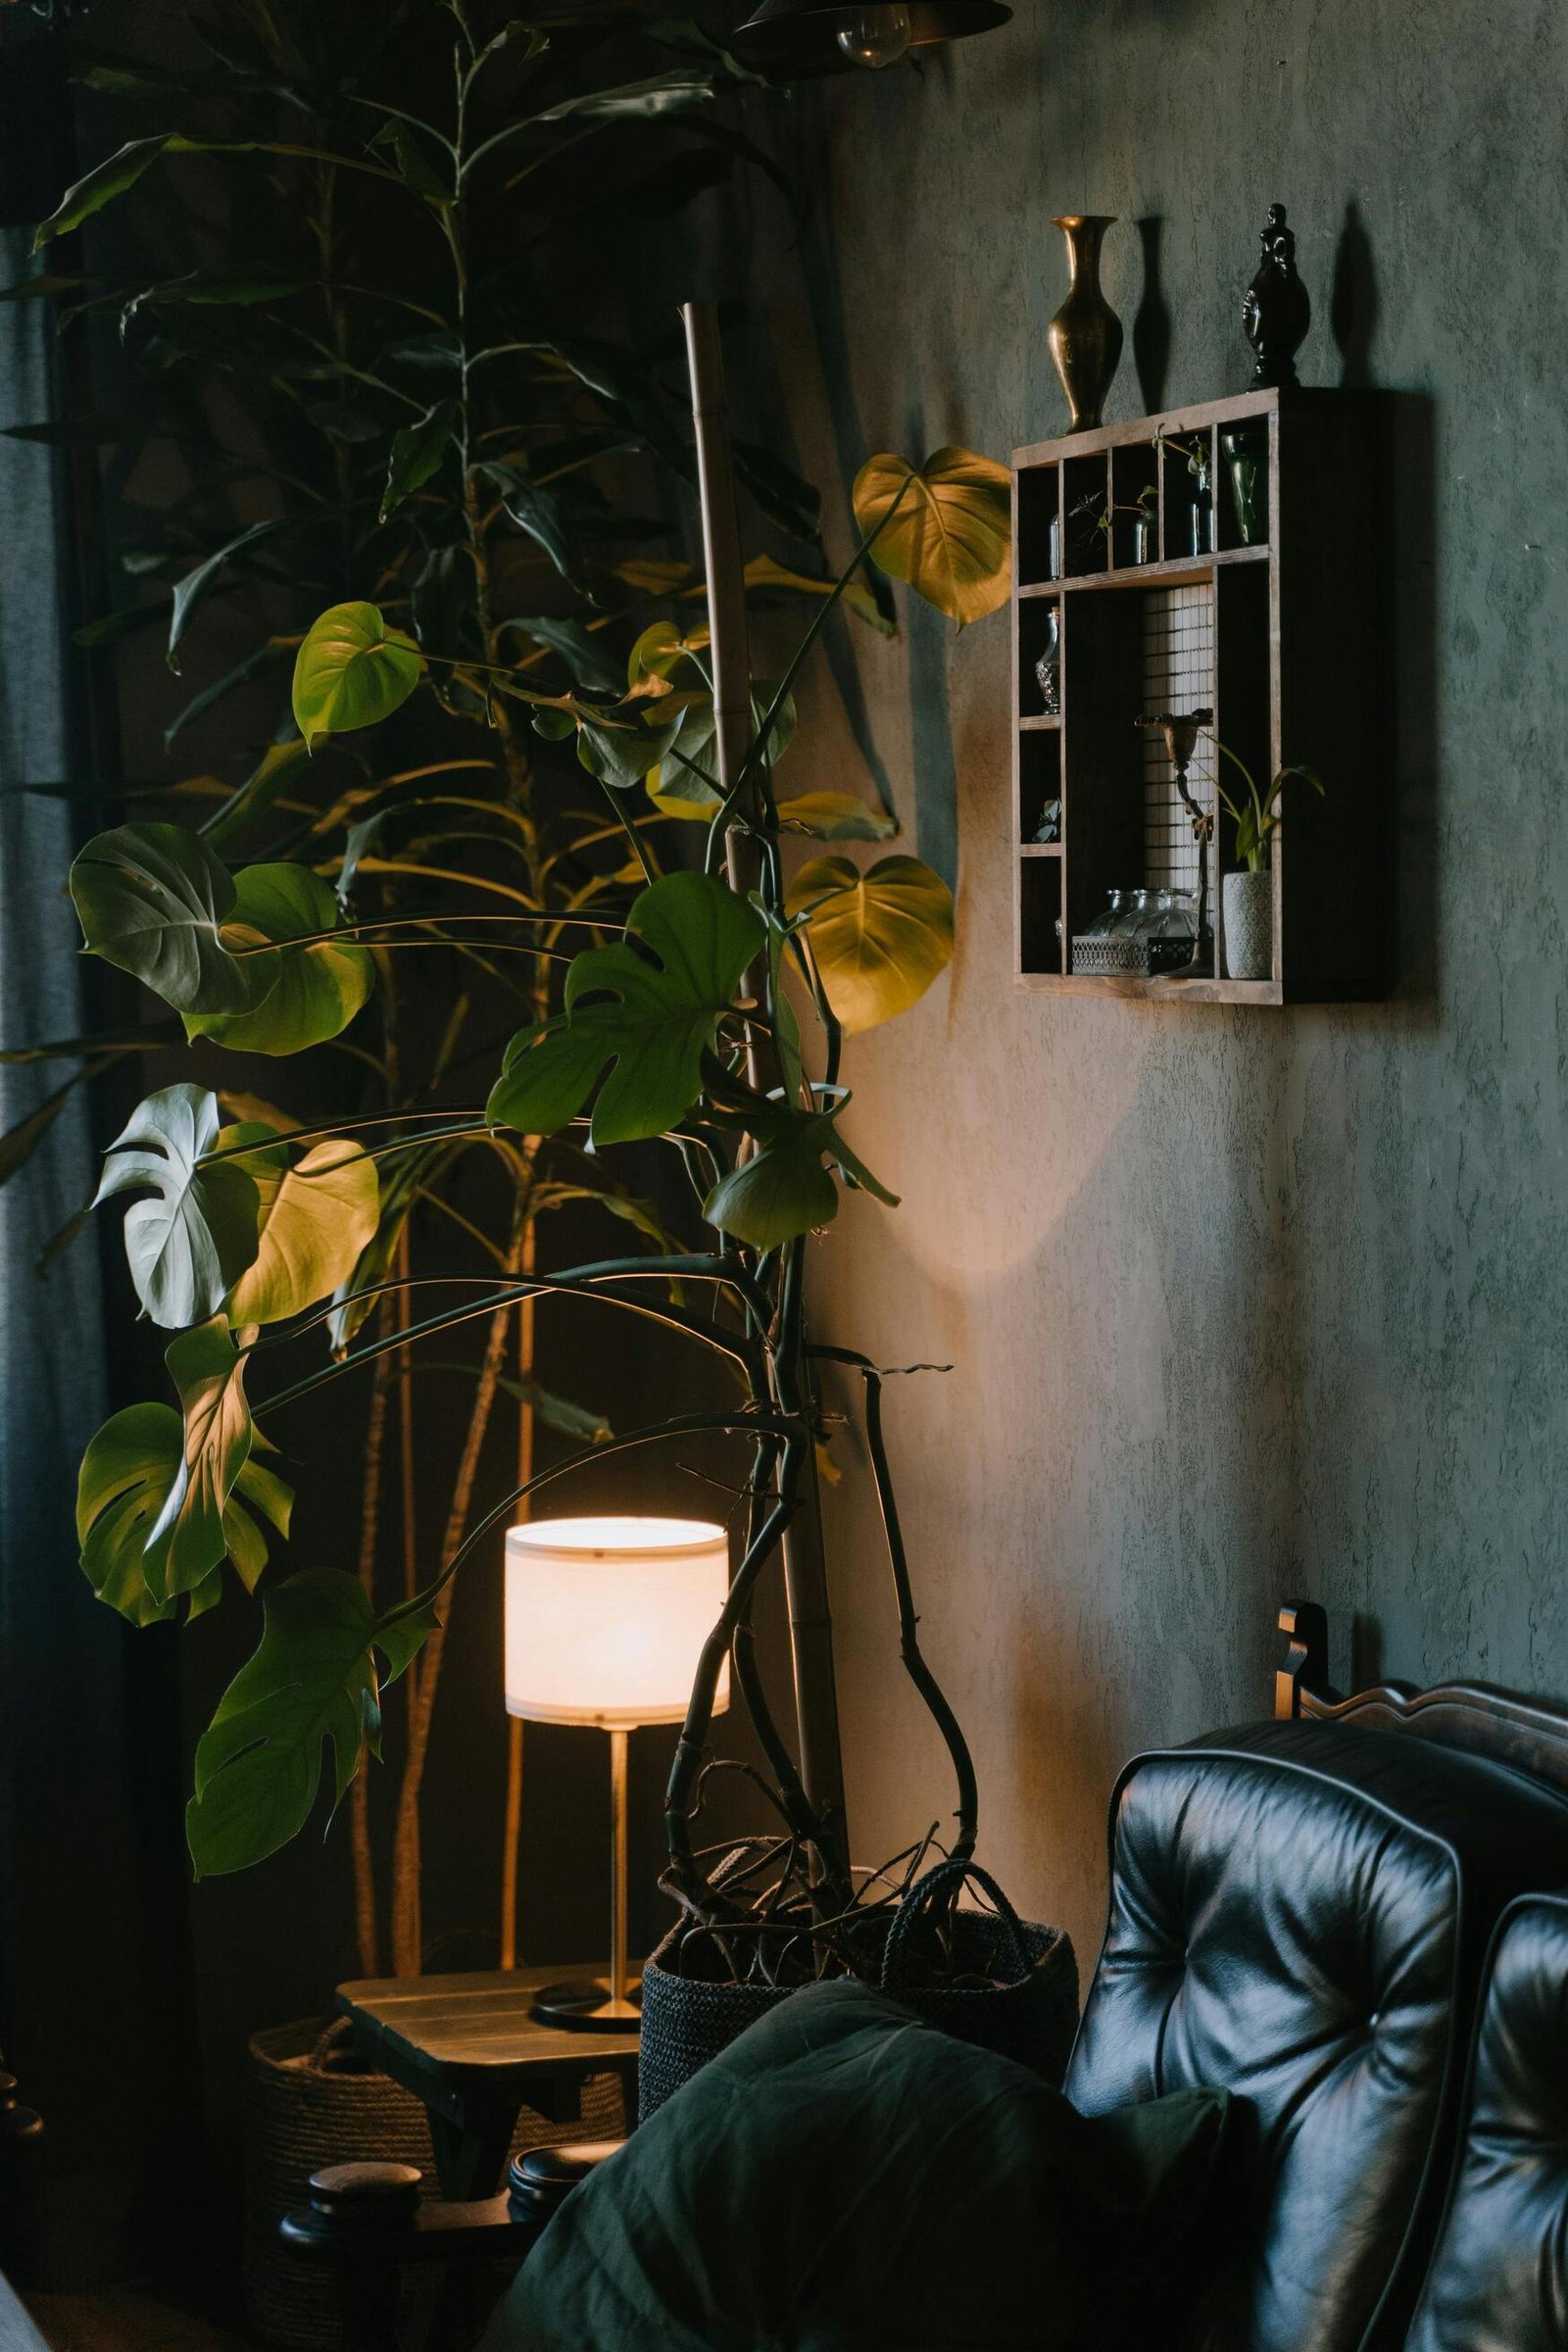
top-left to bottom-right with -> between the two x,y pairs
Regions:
679,299 -> 850,1869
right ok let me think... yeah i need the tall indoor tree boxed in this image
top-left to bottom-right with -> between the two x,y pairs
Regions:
9,0 -> 1013,1967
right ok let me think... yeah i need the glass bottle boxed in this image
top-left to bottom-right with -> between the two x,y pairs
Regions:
1084,888 -> 1122,939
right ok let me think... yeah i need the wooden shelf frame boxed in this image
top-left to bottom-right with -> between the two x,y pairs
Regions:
1009,387 -> 1390,1006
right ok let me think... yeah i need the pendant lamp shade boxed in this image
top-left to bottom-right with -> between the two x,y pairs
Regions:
733,0 -> 1011,74
504,1515 -> 730,1730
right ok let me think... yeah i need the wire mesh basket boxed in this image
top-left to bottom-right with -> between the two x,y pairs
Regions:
1070,933 -> 1194,977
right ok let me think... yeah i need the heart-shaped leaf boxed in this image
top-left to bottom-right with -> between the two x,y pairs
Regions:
148,1318 -> 259,1600
775,792 -> 897,843
786,855 -> 955,1034
225,1134 -> 380,1326
487,869 -> 763,1146
94,1083 -> 261,1328
76,1399 -> 292,1626
703,1107 -> 900,1249
184,864 -> 374,1055
853,447 -> 1011,626
292,602 -> 423,752
71,822 -> 256,1012
186,1569 -> 438,1876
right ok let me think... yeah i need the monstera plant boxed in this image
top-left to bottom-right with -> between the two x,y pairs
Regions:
67,414 -> 1009,1955
7,0 -> 857,1976
11,0 -> 1012,1969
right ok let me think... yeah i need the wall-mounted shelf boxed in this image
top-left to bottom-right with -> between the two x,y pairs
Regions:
1010,387 -> 1389,1004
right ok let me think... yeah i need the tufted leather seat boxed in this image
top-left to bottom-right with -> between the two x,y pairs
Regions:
1404,1888 -> 1568,2351
1064,1719 -> 1568,2352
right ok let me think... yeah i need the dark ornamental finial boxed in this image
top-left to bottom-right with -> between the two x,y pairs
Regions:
1243,202 -> 1311,389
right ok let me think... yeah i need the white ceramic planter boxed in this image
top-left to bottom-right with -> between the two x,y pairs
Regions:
1222,869 -> 1273,980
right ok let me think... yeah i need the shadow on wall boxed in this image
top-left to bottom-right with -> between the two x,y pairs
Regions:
1132,217 -> 1172,414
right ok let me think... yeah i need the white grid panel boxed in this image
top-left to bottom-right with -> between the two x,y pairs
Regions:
1141,584 -> 1214,893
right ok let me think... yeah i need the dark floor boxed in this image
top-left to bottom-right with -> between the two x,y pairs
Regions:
24,2290 -> 254,2351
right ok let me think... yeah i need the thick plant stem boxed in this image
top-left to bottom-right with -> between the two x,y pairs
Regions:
681,299 -> 849,1884
390,1195 -> 530,1974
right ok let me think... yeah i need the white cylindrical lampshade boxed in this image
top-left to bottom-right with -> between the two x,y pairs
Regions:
504,1516 -> 731,1729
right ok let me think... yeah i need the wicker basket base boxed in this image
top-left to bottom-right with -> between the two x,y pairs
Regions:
244,2017 -> 625,2351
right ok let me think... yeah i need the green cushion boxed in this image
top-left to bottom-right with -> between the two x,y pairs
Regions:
485,1978 -> 1234,2352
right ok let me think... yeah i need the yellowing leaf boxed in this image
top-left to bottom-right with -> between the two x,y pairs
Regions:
226,1136 -> 380,1326
853,448 -> 1011,626
292,602 -> 423,752
786,855 -> 955,1034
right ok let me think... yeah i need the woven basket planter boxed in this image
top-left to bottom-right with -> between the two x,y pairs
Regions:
244,2016 -> 625,2351
639,1861 -> 1078,2123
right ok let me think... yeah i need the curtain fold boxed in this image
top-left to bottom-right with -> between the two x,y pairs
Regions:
0,210 -> 197,2285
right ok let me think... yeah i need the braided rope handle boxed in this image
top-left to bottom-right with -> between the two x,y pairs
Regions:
880,1857 -> 1034,1993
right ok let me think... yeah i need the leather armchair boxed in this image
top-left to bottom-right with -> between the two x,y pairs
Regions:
1066,1719 -> 1568,2352
1404,1888 -> 1568,2352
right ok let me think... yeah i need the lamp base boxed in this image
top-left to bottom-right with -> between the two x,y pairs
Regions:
529,1978 -> 642,2033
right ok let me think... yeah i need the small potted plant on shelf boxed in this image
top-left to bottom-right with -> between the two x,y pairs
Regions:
1215,746 -> 1325,979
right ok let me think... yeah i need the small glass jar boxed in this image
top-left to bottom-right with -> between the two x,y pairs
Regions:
1123,887 -> 1154,937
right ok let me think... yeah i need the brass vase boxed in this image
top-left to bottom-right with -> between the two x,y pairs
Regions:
1048,215 -> 1122,433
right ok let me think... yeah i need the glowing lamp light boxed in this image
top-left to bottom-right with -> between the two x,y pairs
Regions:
504,1516 -> 730,2028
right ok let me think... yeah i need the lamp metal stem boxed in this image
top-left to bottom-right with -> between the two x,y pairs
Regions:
609,1726 -> 630,2010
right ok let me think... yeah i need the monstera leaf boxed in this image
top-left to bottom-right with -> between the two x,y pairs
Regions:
292,601 -> 423,751
95,1083 -> 261,1328
184,864 -> 374,1055
854,448 -> 1011,625
704,1107 -> 899,1250
71,826 -> 371,1049
71,822 -> 256,1013
787,856 -> 955,1034
186,1569 -> 438,1877
488,869 -> 763,1146
76,1397 -> 292,1627
146,1318 -> 260,1600
225,1133 -> 380,1326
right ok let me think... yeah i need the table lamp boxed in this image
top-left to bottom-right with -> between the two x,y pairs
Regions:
504,1515 -> 730,2030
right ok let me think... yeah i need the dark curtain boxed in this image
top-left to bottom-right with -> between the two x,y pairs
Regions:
0,19 -> 199,2288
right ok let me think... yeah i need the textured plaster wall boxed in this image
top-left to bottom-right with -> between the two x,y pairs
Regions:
753,0 -> 1568,1971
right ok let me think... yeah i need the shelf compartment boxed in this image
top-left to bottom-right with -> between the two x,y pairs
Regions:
1017,594 -> 1061,720
1216,418 -> 1270,553
1017,727 -> 1062,848
1110,441 -> 1159,571
1015,465 -> 1061,586
1017,853 -> 1063,978
1062,451 -> 1110,577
